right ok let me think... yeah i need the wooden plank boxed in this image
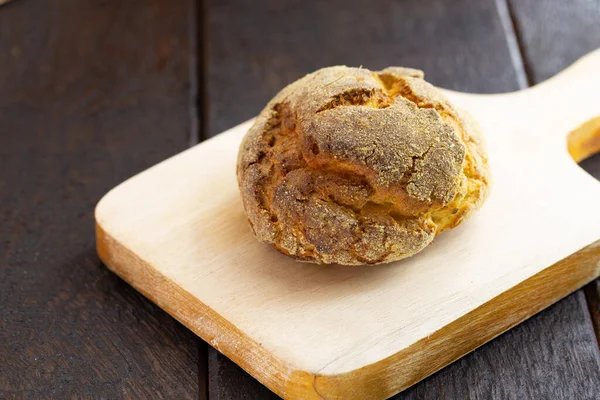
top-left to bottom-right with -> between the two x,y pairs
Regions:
508,0 -> 600,365
507,0 -> 600,83
204,0 -> 522,138
581,156 -> 600,346
585,276 -> 600,345
208,350 -> 278,400
580,155 -> 600,181
202,0 -> 597,398
0,0 -> 203,398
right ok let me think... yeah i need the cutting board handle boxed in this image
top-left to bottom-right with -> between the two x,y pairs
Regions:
552,49 -> 600,162
533,49 -> 600,163
448,48 -> 600,165
568,116 -> 600,163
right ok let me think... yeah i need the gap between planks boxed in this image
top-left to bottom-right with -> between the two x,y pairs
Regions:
192,0 -> 209,398
494,0 -> 530,88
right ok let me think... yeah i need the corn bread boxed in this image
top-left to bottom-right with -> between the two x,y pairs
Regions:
237,66 -> 490,265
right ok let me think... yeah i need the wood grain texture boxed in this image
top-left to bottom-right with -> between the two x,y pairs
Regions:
209,350 -> 278,400
204,0 -> 521,137
0,0 -> 202,398
508,0 -> 600,370
507,0 -> 600,83
585,277 -> 600,346
581,155 -> 600,181
202,0 -> 600,398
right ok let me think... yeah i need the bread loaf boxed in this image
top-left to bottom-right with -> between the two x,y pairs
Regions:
237,66 -> 490,265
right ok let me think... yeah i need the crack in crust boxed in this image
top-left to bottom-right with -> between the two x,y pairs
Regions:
237,66 -> 490,265
316,88 -> 392,113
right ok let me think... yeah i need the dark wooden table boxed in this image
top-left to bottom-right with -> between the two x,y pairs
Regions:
2,0 -> 600,398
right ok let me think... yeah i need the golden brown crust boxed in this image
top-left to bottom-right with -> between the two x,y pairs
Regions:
237,66 -> 490,265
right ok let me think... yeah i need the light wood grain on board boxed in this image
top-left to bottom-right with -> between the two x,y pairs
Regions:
96,50 -> 600,399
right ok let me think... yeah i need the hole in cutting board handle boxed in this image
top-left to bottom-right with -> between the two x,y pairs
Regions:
567,116 -> 600,181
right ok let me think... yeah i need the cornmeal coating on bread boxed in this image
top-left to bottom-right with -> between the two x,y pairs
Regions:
237,66 -> 490,265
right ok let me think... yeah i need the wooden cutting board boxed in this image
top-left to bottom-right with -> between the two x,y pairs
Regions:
96,49 -> 600,400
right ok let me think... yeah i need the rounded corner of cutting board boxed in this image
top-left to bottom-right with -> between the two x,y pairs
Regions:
95,192 -> 119,266
94,175 -> 130,230
95,219 -> 114,267
94,188 -> 112,226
